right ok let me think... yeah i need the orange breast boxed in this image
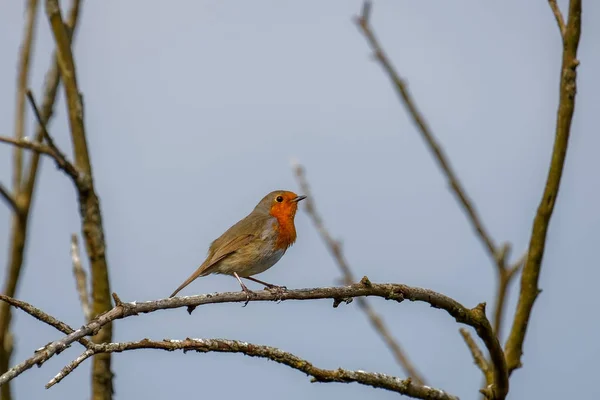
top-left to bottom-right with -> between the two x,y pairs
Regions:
272,217 -> 297,250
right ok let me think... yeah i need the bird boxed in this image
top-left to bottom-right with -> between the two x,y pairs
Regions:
169,190 -> 306,302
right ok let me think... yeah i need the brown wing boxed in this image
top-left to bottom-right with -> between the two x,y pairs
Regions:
169,233 -> 255,298
169,213 -> 271,297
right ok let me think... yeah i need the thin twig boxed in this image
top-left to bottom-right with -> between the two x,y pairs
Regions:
0,295 -> 90,348
0,136 -> 79,181
47,348 -> 94,388
0,281 -> 501,391
46,339 -> 457,400
548,0 -> 567,38
505,0 -> 582,374
22,0 -> 82,198
0,185 -> 20,215
459,328 -> 491,383
71,234 -> 91,321
293,161 -> 426,385
13,0 -> 39,193
354,1 -> 498,265
492,252 -> 526,335
26,91 -> 80,180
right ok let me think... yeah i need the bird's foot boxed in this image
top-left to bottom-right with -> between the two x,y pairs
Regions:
241,285 -> 256,307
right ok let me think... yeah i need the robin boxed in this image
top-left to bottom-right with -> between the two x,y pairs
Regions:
169,190 -> 306,302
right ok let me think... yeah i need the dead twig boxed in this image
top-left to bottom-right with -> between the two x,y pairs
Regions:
354,1 -> 498,264
71,234 -> 91,321
548,0 -> 567,38
293,161 -> 426,385
460,328 -> 491,384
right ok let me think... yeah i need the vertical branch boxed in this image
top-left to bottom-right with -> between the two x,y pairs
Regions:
13,0 -> 39,191
22,0 -> 82,198
1,1 -> 82,399
505,0 -> 581,373
0,2 -> 39,399
45,1 -> 114,399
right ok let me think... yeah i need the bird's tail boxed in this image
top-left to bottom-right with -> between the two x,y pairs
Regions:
169,263 -> 208,298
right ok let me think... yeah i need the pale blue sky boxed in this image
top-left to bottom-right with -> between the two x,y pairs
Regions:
1,1 -> 599,399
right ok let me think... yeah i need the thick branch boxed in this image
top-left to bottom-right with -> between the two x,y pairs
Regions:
45,2 -> 113,398
0,281 -> 501,395
505,0 -> 581,373
293,161 -> 426,385
46,338 -> 457,400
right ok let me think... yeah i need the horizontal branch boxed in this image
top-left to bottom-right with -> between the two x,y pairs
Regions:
46,338 -> 457,400
0,279 -> 502,394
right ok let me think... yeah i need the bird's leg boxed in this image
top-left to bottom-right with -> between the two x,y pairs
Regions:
234,272 -> 255,307
244,276 -> 287,290
244,276 -> 287,302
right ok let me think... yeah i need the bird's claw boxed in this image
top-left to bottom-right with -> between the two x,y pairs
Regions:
241,287 -> 256,307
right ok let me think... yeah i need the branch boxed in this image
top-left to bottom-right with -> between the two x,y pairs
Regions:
0,295 -> 90,348
491,251 -> 526,335
13,0 -> 39,193
22,0 -> 82,199
0,281 -> 502,395
548,0 -> 567,38
0,1 -> 82,395
45,2 -> 114,398
26,90 -> 81,180
71,234 -> 91,321
46,338 -> 458,400
505,0 -> 581,373
0,184 -> 20,215
459,328 -> 491,384
292,161 -> 426,385
354,1 -> 498,265
1,2 -> 39,399
0,136 -> 80,182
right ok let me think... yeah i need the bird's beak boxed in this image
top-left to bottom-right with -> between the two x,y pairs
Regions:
291,195 -> 307,203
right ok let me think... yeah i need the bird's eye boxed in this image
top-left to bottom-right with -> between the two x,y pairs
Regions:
276,196 -> 284,203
